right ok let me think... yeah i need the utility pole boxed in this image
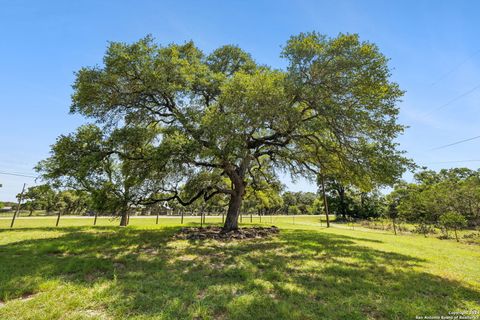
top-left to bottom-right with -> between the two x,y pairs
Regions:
320,174 -> 330,228
10,183 -> 26,228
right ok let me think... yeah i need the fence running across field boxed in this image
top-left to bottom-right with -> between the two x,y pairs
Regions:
0,212 -> 333,229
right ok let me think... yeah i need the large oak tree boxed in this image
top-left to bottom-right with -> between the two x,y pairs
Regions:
40,32 -> 410,231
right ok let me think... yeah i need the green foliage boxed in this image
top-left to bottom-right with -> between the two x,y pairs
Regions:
281,191 -> 319,215
21,184 -> 57,213
320,175 -> 386,220
386,200 -> 399,220
36,125 -> 172,224
439,212 -> 468,230
288,205 -> 301,215
57,190 -> 91,215
440,212 -> 468,241
40,32 -> 410,229
19,185 -> 92,216
390,168 -> 480,228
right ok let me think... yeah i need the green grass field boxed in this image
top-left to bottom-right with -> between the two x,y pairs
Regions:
0,215 -> 479,319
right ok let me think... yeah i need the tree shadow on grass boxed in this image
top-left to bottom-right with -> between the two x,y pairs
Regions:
0,225 -> 114,234
0,227 -> 479,319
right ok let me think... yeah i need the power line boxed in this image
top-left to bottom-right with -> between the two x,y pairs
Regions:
423,159 -> 480,164
422,82 -> 480,118
0,171 -> 38,178
430,49 -> 480,86
430,134 -> 480,151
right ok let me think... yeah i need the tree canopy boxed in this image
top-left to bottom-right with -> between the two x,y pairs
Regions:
38,32 -> 410,230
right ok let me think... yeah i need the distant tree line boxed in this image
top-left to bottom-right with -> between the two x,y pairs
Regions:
9,183 -> 324,218
7,179 -> 384,222
5,167 -> 478,239
10,185 -> 92,216
387,168 -> 479,239
320,174 -> 385,221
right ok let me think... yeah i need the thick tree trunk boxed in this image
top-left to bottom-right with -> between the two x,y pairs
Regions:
120,207 -> 129,227
222,161 -> 249,232
223,192 -> 243,231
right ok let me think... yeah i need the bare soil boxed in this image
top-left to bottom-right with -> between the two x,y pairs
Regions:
174,226 -> 279,240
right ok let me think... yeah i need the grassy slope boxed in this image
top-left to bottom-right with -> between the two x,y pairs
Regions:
0,216 -> 479,320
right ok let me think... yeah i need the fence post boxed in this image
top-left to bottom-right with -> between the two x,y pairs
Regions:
55,210 -> 62,227
10,183 -> 26,228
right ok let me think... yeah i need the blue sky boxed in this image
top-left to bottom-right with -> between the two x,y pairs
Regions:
1,0 -> 480,201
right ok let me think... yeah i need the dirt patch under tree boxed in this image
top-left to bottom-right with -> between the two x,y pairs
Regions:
174,226 -> 279,240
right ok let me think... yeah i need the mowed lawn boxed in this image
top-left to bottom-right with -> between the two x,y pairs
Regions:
0,216 -> 479,319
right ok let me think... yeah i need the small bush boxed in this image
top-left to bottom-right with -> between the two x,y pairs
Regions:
439,212 -> 467,242
413,224 -> 436,237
